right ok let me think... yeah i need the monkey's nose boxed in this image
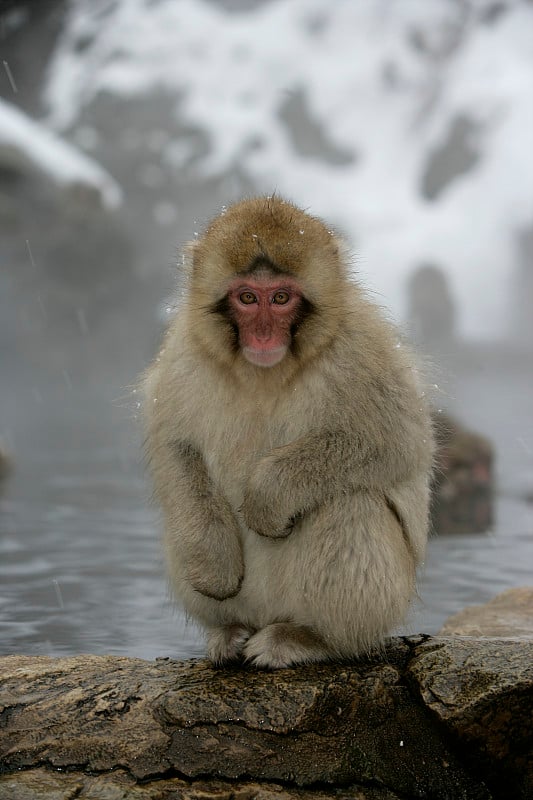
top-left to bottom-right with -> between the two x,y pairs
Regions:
255,324 -> 273,342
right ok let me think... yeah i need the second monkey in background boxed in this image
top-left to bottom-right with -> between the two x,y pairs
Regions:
144,196 -> 434,669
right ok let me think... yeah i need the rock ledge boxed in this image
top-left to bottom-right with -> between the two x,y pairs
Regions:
0,637 -> 531,800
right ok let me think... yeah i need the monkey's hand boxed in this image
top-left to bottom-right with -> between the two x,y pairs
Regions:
158,442 -> 245,601
242,455 -> 300,539
185,516 -> 244,601
242,430 -> 360,537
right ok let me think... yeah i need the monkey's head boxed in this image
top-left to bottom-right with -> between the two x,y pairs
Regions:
186,196 -> 351,372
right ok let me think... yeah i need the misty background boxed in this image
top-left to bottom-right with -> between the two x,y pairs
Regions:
1,0 -> 532,658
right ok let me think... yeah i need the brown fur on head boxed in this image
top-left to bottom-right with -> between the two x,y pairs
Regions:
185,196 -> 353,372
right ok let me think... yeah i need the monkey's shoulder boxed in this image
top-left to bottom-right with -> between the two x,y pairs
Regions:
320,324 -> 420,396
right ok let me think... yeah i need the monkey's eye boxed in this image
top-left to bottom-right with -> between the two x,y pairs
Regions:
272,291 -> 290,305
239,291 -> 257,305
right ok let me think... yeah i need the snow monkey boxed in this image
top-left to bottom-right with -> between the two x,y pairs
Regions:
143,196 -> 434,669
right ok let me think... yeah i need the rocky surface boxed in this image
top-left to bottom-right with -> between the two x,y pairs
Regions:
1,637 -> 532,800
0,770 -> 405,800
440,586 -> 533,638
408,637 -> 533,799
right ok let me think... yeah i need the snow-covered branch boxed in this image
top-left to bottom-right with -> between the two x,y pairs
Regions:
0,97 -> 121,209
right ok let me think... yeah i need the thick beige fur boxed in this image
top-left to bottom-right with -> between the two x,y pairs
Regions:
143,196 -> 434,668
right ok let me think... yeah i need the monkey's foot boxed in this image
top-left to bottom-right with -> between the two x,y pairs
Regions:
243,623 -> 331,669
206,624 -> 253,666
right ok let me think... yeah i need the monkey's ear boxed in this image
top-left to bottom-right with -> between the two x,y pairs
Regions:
330,233 -> 353,272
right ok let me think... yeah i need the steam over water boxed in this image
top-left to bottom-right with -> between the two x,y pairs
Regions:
1,352 -> 532,659
1,0 -> 532,658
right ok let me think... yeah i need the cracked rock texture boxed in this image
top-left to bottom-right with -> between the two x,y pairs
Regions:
0,637 -> 531,800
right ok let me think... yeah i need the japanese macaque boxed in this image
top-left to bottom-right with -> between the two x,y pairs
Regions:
143,196 -> 434,669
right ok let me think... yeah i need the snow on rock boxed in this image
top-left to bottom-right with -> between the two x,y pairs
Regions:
0,97 -> 122,209
43,0 -> 533,338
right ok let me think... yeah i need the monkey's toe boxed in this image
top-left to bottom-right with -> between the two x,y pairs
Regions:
206,624 -> 253,666
243,623 -> 331,669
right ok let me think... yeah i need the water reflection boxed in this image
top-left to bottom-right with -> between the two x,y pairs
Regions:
0,442 -> 204,659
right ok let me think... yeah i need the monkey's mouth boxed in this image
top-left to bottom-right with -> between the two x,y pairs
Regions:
242,345 -> 287,368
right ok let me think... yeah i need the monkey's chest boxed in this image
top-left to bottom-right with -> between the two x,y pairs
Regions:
203,434 -> 267,509
189,377 -> 310,510
200,417 -> 289,512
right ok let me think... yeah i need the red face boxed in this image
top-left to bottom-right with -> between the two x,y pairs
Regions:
226,273 -> 305,367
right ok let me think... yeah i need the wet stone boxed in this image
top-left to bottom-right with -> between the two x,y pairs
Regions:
0,640 -> 515,799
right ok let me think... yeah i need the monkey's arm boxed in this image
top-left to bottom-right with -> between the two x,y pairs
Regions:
151,441 -> 244,600
242,418 -> 431,539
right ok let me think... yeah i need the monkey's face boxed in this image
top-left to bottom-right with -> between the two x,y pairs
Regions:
224,272 -> 306,367
187,197 -> 350,372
